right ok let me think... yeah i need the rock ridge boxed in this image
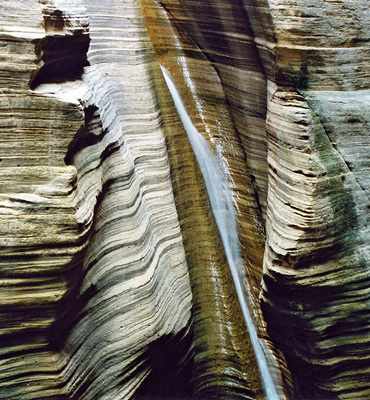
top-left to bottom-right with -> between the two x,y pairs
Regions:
0,0 -> 369,399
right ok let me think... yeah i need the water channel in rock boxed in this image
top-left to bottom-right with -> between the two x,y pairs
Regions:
161,65 -> 280,400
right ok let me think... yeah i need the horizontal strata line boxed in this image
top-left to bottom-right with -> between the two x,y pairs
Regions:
278,43 -> 369,51
86,179 -> 174,230
83,268 -> 189,329
91,193 -> 178,234
85,214 -> 183,274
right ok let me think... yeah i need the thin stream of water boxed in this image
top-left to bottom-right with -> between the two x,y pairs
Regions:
161,66 -> 281,400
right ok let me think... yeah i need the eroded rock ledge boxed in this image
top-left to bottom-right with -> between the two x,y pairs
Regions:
0,0 -> 369,399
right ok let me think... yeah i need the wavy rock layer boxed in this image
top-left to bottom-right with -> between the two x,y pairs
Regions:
1,0 -> 369,399
1,1 -> 192,399
0,3 -> 84,398
251,0 -> 370,398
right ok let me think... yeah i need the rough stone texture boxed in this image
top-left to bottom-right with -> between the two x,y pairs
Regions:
1,1 -> 192,399
1,0 -> 369,399
254,0 -> 370,398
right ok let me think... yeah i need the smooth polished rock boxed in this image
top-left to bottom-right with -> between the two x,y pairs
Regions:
156,0 -> 270,221
141,1 -> 266,398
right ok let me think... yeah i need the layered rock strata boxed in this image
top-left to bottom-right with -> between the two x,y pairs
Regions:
256,0 -> 370,397
1,1 -> 192,399
141,1 -> 290,398
0,3 -> 85,398
142,2 -> 264,398
0,0 -> 369,399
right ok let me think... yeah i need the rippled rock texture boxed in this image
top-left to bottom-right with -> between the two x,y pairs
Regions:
1,0 -> 369,399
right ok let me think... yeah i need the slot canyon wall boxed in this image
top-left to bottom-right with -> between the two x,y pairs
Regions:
0,0 -> 369,399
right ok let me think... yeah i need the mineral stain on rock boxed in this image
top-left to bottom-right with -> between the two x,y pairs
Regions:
0,0 -> 369,399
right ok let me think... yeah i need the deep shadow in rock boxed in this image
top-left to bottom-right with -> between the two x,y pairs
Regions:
135,327 -> 194,400
30,33 -> 90,90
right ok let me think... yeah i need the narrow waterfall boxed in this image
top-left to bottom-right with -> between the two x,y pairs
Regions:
161,66 -> 281,400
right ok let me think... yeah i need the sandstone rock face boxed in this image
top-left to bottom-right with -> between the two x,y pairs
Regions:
1,1 -> 192,399
1,0 -> 369,399
258,1 -> 370,398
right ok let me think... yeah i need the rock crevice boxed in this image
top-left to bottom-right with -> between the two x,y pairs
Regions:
1,0 -> 369,399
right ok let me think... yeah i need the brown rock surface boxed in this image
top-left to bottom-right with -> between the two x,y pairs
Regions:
0,0 -> 369,399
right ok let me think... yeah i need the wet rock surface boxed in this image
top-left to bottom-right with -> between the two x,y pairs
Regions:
0,0 -> 369,399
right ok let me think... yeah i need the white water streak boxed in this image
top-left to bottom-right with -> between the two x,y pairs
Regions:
161,66 -> 281,400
